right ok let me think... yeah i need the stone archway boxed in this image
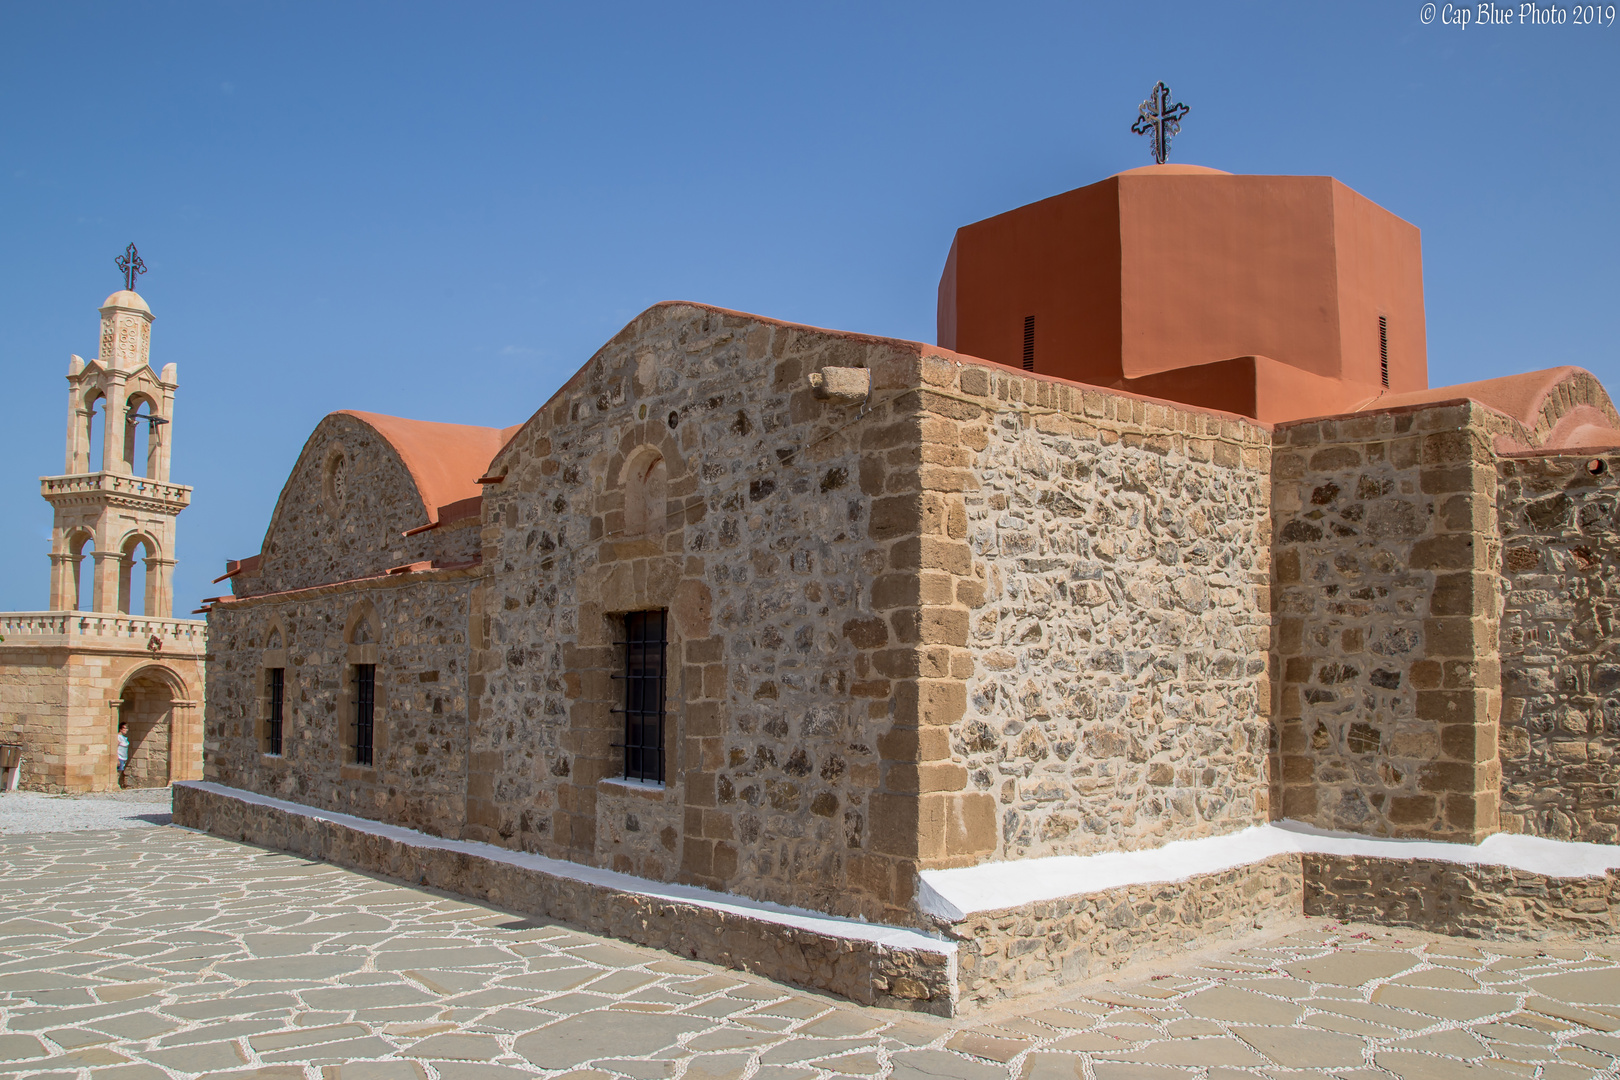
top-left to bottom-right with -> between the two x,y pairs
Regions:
117,666 -> 183,788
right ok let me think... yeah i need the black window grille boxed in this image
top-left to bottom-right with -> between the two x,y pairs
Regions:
1379,315 -> 1389,388
354,664 -> 375,766
1022,315 -> 1036,372
267,668 -> 284,756
616,611 -> 667,783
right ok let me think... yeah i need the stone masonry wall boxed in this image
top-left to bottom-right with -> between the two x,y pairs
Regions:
1497,451 -> 1620,843
1304,854 -> 1617,938
1272,403 -> 1503,842
0,649 -> 72,789
0,642 -> 202,792
471,304 -> 980,923
244,413 -> 480,597
945,367 -> 1274,860
205,571 -> 476,836
942,855 -> 1302,1008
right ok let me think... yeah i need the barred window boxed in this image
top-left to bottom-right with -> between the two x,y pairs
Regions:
267,668 -> 284,756
354,664 -> 375,766
617,611 -> 667,784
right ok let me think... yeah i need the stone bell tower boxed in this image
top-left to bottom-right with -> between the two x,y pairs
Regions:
0,252 -> 205,793
44,287 -> 190,615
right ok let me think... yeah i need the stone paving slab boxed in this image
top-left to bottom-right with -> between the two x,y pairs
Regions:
1,828 -> 1620,1080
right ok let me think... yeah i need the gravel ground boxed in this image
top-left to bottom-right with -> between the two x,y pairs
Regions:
0,786 -> 172,834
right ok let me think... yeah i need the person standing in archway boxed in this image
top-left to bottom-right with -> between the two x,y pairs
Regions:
116,721 -> 130,788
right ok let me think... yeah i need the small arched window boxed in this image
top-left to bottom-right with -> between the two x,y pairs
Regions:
623,449 -> 668,541
323,448 -> 349,516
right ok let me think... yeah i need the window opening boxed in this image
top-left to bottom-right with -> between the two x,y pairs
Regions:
267,668 -> 285,756
71,535 -> 94,610
87,398 -> 105,473
615,611 -> 667,783
354,664 -> 375,766
1379,316 -> 1389,388
118,536 -> 152,616
125,399 -> 153,478
1022,315 -> 1036,372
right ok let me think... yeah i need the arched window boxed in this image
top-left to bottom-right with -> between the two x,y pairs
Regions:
623,449 -> 668,541
261,619 -> 289,757
342,603 -> 381,769
118,535 -> 157,616
123,393 -> 160,478
85,392 -> 106,474
69,532 -> 95,611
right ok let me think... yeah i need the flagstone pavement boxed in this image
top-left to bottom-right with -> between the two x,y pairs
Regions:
0,827 -> 1617,1080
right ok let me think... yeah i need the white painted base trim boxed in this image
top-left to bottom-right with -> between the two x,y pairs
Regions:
917,820 -> 1620,922
175,781 -> 951,955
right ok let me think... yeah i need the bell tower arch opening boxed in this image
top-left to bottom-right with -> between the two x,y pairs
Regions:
118,534 -> 160,616
67,530 -> 95,611
83,390 -> 107,474
124,392 -> 162,479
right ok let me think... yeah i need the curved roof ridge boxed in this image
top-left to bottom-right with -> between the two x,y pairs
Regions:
484,300 -> 1274,477
337,411 -> 513,524
1368,366 -> 1617,444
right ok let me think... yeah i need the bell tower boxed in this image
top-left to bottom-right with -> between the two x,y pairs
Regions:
0,251 -> 206,793
43,286 -> 191,616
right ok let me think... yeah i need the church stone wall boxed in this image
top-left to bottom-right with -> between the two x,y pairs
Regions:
204,572 -> 476,836
1498,452 -> 1620,843
470,304 -> 945,922
246,413 -> 480,597
1272,402 -> 1503,843
946,366 -> 1274,860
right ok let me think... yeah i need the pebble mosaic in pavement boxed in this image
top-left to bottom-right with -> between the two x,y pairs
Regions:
0,826 -> 1618,1080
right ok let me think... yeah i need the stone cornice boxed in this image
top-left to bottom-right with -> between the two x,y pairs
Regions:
212,560 -> 486,612
40,472 -> 191,512
0,610 -> 207,655
68,360 -> 176,392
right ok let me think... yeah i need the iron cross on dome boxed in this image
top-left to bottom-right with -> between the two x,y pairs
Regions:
1132,81 -> 1190,165
115,243 -> 146,291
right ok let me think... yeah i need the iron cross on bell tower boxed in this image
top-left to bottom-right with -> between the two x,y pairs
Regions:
1132,81 -> 1190,165
115,243 -> 146,292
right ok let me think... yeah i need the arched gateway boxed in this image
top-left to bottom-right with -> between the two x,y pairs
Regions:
116,663 -> 195,788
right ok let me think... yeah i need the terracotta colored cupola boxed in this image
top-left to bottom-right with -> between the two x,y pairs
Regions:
937,163 -> 1429,423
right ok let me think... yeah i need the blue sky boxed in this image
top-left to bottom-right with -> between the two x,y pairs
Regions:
1,1 -> 1615,613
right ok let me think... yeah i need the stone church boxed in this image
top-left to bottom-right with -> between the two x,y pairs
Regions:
0,285 -> 205,791
182,162 -> 1620,1013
